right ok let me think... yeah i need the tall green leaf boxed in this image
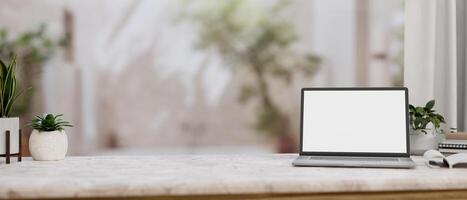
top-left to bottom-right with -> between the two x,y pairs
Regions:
425,100 -> 435,110
0,56 -> 23,117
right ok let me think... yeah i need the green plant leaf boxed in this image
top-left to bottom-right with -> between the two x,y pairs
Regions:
0,56 -> 23,117
415,107 -> 425,114
425,100 -> 435,110
439,115 -> 446,123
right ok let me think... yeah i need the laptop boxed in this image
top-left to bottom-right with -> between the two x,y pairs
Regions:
293,87 -> 415,168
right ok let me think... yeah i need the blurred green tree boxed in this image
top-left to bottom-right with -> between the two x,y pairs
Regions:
180,0 -> 322,151
0,24 -> 67,116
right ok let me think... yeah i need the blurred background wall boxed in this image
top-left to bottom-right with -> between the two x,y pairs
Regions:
0,0 -> 404,155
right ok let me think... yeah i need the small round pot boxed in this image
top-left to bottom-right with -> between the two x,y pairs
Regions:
409,129 -> 444,155
29,130 -> 68,161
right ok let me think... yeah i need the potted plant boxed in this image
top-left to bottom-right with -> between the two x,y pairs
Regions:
409,100 -> 446,155
0,56 -> 25,157
181,1 -> 321,153
28,114 -> 72,161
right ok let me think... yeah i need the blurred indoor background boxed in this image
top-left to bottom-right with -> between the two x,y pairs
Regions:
0,0 -> 404,155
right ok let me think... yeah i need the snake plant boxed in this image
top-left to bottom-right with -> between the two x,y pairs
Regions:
0,56 -> 24,117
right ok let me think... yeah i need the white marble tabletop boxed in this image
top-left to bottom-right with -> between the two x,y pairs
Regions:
0,154 -> 466,199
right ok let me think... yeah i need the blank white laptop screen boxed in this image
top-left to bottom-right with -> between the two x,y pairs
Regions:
302,90 -> 407,153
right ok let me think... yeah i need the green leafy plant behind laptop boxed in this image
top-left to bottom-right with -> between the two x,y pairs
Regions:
409,100 -> 445,134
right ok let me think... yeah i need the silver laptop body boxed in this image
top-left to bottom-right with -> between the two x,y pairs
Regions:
293,88 -> 415,169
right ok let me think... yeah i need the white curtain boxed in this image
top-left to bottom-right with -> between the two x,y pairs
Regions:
404,0 -> 466,131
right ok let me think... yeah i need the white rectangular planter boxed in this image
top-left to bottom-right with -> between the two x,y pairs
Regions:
0,118 -> 19,154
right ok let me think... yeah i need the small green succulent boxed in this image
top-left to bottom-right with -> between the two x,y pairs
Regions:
30,114 -> 72,132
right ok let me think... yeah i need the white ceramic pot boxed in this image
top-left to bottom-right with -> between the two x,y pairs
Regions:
409,129 -> 444,155
0,118 -> 19,155
29,130 -> 68,161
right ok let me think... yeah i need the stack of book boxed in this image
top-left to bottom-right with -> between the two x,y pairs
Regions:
439,132 -> 467,154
